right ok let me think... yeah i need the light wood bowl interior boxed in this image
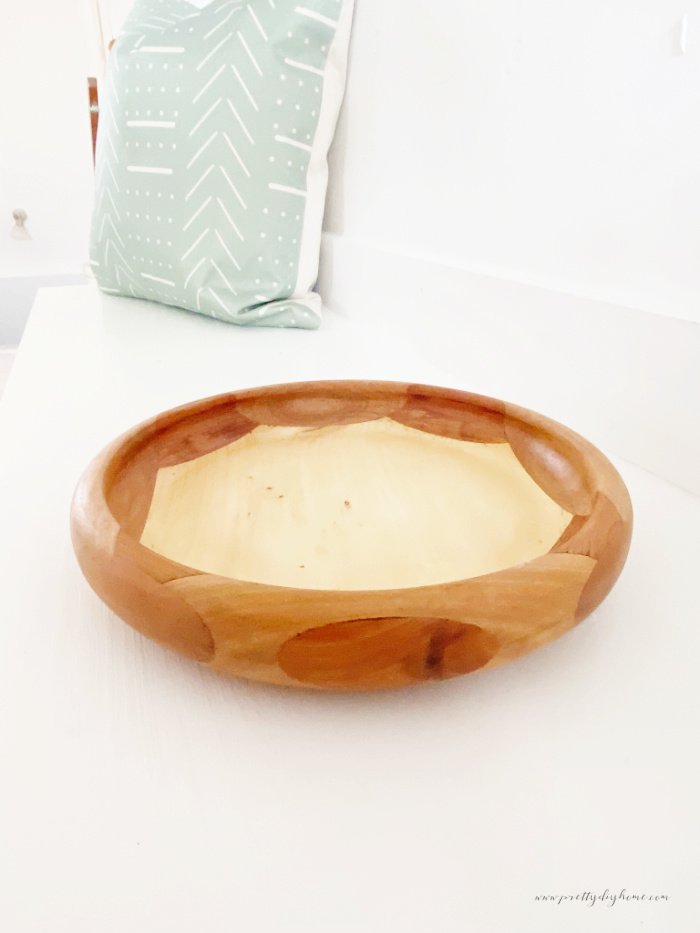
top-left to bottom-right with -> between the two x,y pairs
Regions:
141,419 -> 573,590
71,381 -> 632,691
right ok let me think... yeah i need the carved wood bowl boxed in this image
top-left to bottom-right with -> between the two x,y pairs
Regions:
71,381 -> 632,691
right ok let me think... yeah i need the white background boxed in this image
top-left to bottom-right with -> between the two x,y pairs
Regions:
328,0 -> 700,322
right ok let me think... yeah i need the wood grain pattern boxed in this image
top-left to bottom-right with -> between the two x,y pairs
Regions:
70,381 -> 633,691
392,388 -> 506,443
278,618 -> 501,690
87,77 -> 99,165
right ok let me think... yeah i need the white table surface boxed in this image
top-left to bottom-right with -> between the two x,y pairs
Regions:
0,285 -> 697,933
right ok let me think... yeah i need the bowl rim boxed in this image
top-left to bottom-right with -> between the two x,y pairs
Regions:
72,379 -> 633,598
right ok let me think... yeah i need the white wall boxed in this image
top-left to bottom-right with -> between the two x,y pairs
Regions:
327,0 -> 700,322
0,1 -> 95,277
319,236 -> 700,496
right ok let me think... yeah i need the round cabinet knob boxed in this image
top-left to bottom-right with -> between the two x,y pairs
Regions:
11,208 -> 30,240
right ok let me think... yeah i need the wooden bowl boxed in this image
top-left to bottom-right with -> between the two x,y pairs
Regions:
71,381 -> 632,691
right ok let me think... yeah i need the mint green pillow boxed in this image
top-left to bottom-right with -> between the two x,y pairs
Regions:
90,0 -> 354,329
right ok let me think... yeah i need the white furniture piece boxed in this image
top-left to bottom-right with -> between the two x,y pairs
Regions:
0,283 -> 697,932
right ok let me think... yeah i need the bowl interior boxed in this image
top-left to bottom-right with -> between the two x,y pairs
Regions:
138,416 -> 571,590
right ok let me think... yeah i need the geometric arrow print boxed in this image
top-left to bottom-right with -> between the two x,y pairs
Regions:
91,0 -> 351,329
